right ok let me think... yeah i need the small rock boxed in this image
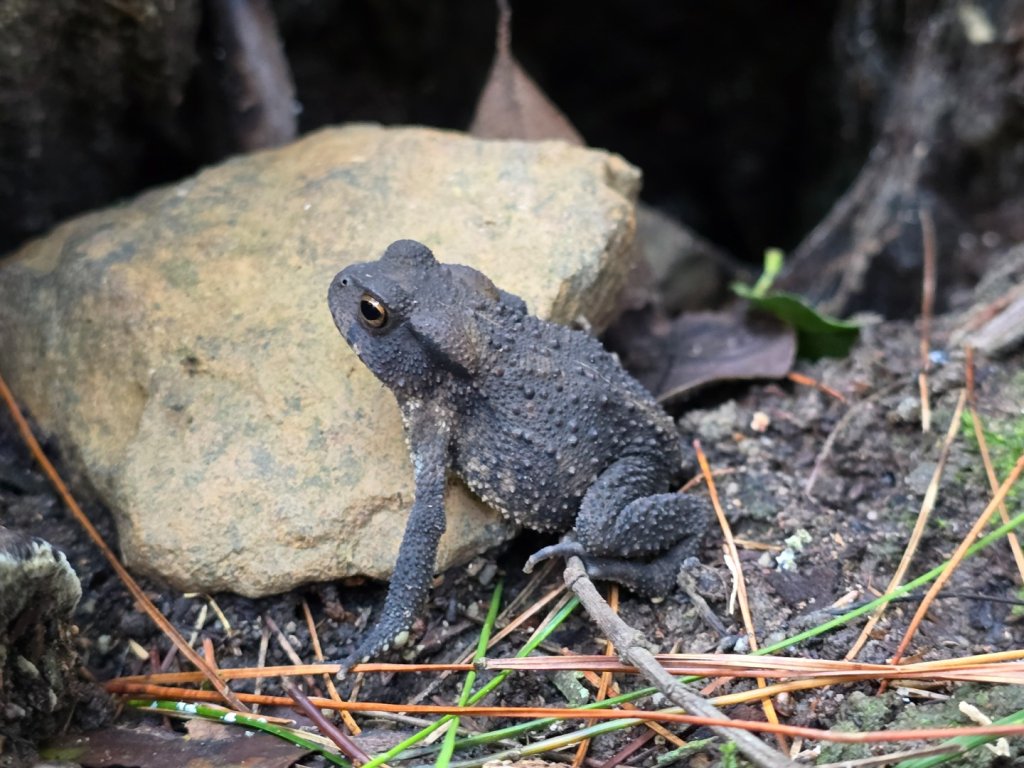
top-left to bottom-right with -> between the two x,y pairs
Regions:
475,561 -> 498,587
905,462 -> 938,495
636,204 -> 740,313
887,396 -> 921,425
750,410 -> 771,432
0,125 -> 641,596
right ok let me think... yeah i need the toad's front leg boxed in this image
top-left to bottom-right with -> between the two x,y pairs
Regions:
337,412 -> 451,675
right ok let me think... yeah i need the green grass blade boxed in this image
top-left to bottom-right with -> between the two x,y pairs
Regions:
363,591 -> 580,768
126,699 -> 350,766
435,581 -> 504,768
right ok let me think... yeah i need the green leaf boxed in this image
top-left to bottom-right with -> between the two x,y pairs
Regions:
731,249 -> 859,360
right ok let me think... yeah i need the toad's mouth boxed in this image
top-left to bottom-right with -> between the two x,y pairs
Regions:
345,332 -> 367,363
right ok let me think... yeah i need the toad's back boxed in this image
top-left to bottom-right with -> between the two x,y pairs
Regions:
447,309 -> 682,532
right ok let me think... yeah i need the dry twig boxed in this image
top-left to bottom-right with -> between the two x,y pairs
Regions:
282,679 -> 371,765
562,557 -> 798,768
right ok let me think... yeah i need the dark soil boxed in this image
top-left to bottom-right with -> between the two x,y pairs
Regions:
2,249 -> 1022,767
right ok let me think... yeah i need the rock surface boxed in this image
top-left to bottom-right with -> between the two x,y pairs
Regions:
0,125 -> 640,596
636,204 -> 742,314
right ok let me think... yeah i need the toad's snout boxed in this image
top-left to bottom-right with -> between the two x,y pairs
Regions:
327,270 -> 354,329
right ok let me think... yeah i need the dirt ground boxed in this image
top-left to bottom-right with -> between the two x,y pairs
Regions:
2,248 -> 1022,767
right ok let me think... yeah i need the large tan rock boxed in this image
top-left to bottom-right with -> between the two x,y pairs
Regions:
0,125 -> 641,597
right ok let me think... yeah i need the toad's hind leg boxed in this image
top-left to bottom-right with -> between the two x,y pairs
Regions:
575,457 -> 709,558
524,456 -> 710,594
573,456 -> 710,594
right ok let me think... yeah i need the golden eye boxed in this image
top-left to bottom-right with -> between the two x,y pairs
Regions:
359,294 -> 388,328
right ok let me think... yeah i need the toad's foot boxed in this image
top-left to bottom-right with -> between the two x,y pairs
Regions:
332,617 -> 414,679
581,536 -> 701,597
524,536 -> 586,573
525,535 -> 700,598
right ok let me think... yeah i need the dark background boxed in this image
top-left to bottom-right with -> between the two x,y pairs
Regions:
0,0 -> 895,261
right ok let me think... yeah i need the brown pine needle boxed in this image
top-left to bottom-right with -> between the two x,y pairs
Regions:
918,207 -> 937,433
786,371 -> 847,403
964,349 -> 1024,586
969,412 -> 1024,584
253,623 -> 270,713
918,369 -> 933,433
678,466 -> 736,493
265,614 -> 320,694
889,449 -> 1024,667
108,663 -> 1024,711
108,651 -> 1024,728
0,369 -> 248,713
693,439 -> 786,753
572,585 -> 617,768
846,388 -> 968,661
474,582 -> 567,657
303,598 -> 360,735
107,648 -> 1024,687
599,729 -> 658,768
116,683 -> 1024,745
202,637 -> 218,667
732,537 -> 785,552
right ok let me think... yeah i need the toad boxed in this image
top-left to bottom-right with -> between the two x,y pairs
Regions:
328,240 -> 709,667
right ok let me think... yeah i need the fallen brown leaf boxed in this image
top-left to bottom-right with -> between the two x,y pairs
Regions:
469,0 -> 583,144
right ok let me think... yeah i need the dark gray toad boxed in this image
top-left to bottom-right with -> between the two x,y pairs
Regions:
328,239 -> 709,668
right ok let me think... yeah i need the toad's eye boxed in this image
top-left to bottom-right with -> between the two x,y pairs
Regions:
359,294 -> 388,328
